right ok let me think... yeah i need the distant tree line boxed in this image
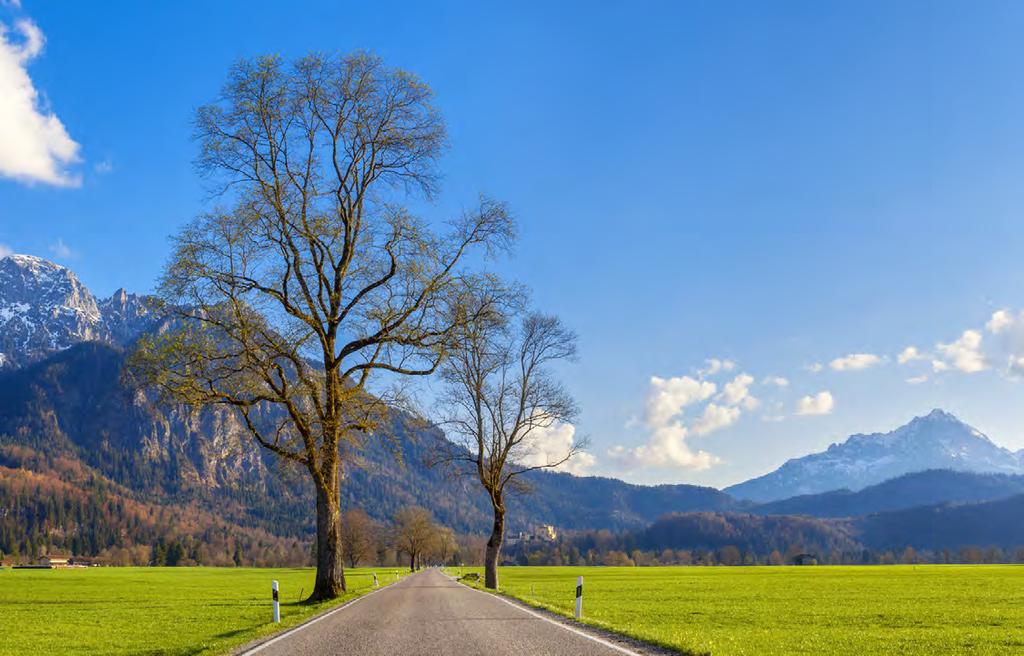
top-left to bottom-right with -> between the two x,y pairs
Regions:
451,511 -> 1024,568
497,536 -> 1024,567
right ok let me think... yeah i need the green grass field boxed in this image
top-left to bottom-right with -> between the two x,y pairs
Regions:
458,565 -> 1024,655
0,566 -> 406,656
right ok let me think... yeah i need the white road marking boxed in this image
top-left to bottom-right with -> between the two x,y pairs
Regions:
238,576 -> 404,655
459,578 -> 647,656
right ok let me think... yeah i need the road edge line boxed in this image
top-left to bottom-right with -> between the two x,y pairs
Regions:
455,576 -> 646,656
235,573 -> 408,655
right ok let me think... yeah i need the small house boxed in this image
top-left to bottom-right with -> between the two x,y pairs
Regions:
38,555 -> 72,568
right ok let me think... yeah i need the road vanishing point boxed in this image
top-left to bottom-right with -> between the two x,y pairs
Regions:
242,568 -> 657,656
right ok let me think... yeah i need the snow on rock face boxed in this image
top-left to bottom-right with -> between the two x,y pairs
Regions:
0,254 -> 155,369
725,409 -> 1024,503
0,254 -> 106,367
99,287 -> 156,345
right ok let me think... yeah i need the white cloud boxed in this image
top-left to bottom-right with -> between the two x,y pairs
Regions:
915,310 -> 1024,380
607,422 -> 719,471
645,375 -> 716,427
48,237 -> 73,258
795,391 -> 834,416
906,375 -> 929,385
936,329 -> 987,373
93,158 -> 113,175
691,403 -> 741,436
699,358 -> 735,377
0,18 -> 81,186
805,362 -> 824,373
984,310 -> 1024,379
718,373 -> 759,410
897,346 -> 927,365
518,420 -> 595,475
830,353 -> 882,371
987,310 -> 1014,335
0,243 -> 11,258
762,376 -> 789,387
611,371 -> 737,471
1,1 -> 23,9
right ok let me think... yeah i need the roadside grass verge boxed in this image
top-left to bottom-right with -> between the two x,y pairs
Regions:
0,566 -> 408,656
451,564 -> 1024,655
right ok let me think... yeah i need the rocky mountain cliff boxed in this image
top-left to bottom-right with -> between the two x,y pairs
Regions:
0,254 -> 153,369
727,410 -> 1024,503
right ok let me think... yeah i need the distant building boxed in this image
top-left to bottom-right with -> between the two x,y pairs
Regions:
38,555 -> 72,568
535,525 -> 557,541
506,525 -> 558,546
792,553 -> 818,566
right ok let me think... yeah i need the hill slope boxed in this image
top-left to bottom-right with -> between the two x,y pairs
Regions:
751,469 -> 1024,518
855,494 -> 1024,552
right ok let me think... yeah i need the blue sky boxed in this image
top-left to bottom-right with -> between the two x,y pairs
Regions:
2,0 -> 1024,487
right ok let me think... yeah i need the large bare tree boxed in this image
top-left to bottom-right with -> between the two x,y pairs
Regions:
131,52 -> 511,600
437,307 -> 584,589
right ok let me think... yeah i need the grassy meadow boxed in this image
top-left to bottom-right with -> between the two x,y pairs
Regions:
0,566 -> 406,656
458,564 -> 1024,655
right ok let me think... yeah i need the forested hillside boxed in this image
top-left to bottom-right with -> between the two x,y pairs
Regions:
0,341 -> 738,561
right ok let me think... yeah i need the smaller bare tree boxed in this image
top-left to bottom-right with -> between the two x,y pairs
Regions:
437,307 -> 584,589
432,526 -> 458,566
392,505 -> 437,571
340,508 -> 378,568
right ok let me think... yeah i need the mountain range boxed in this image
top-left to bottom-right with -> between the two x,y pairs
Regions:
3,253 -> 1024,562
726,409 -> 1024,502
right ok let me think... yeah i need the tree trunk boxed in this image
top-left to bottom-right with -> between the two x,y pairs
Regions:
409,551 -> 416,572
310,479 -> 346,601
484,504 -> 505,589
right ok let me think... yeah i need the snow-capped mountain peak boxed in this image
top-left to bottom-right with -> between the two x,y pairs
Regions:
0,254 -> 154,368
726,410 -> 1023,503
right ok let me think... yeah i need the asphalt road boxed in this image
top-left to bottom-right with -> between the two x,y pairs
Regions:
243,568 -> 648,656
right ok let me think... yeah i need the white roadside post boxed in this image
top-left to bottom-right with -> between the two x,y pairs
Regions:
575,576 -> 583,620
373,573 -> 379,588
272,580 -> 280,623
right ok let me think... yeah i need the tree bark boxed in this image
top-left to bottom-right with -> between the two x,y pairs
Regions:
484,505 -> 505,589
409,552 -> 416,572
310,479 -> 346,601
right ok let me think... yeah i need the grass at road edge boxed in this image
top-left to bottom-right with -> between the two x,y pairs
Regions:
444,566 -> 699,656
445,565 -> 1024,656
0,566 -> 409,656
